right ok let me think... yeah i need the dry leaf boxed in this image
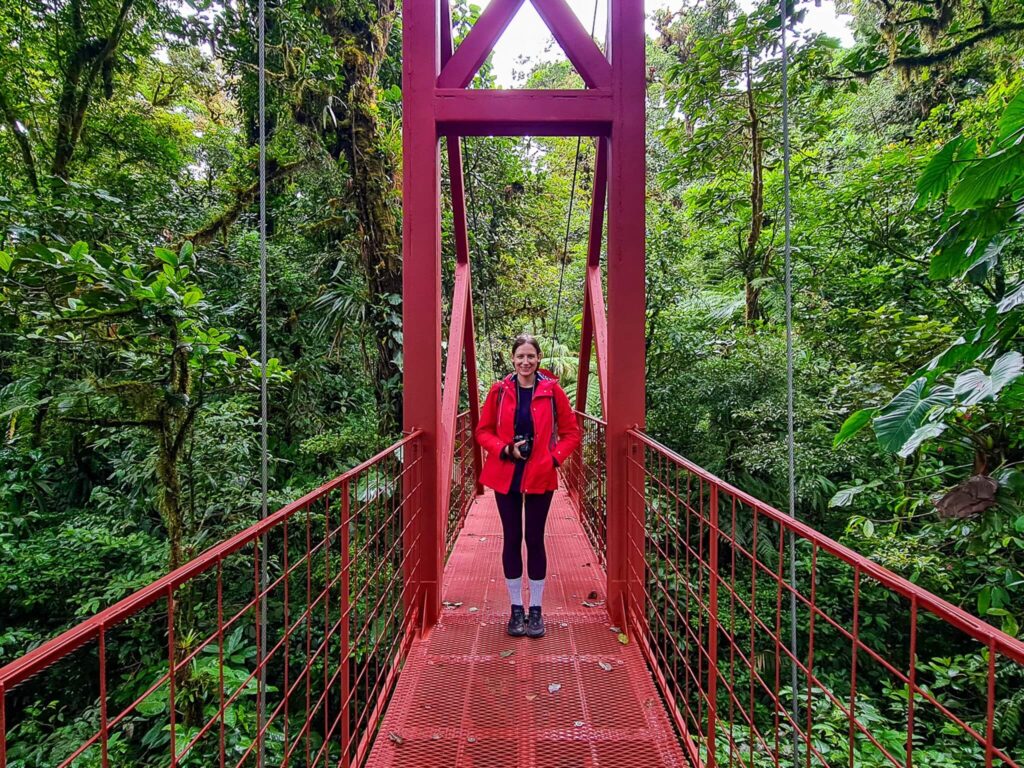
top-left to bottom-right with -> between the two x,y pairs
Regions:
500,649 -> 515,658
574,720 -> 584,727
431,733 -> 441,741
548,683 -> 562,693
559,622 -> 568,628
388,731 -> 404,745
442,601 -> 463,609
582,600 -> 604,608
525,692 -> 537,701
479,537 -> 487,542
468,607 -> 479,613
609,626 -> 621,633
467,736 -> 477,744
617,633 -> 629,645
598,661 -> 613,671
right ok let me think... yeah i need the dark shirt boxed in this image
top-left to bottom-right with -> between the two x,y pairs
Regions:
510,382 -> 534,493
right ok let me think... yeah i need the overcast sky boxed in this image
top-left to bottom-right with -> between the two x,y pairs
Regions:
486,0 -> 856,86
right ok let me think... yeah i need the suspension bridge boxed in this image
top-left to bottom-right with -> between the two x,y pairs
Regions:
2,1 -> 1023,766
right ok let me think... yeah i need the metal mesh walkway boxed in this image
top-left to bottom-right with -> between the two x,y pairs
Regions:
366,490 -> 689,768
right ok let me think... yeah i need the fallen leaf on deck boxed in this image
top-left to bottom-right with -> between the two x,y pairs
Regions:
582,600 -> 604,608
574,720 -> 584,727
559,622 -> 568,628
388,732 -> 404,745
525,693 -> 537,701
500,649 -> 515,658
431,733 -> 441,741
609,626 -> 621,633
467,736 -> 477,744
598,661 -> 613,671
468,607 -> 479,613
617,633 -> 629,645
548,683 -> 562,694
442,601 -> 463,609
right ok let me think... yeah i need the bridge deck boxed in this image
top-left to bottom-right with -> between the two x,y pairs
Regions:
366,489 -> 689,768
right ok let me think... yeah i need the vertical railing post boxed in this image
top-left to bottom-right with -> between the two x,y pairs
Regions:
340,479 -> 351,768
605,0 -> 647,632
402,0 -> 442,631
706,484 -> 720,767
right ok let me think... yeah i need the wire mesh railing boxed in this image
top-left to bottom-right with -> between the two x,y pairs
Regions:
446,409 -> 476,560
625,429 -> 1024,768
0,432 -> 424,768
564,412 -> 607,569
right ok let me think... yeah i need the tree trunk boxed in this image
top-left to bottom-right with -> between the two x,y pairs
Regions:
292,1 -> 403,432
0,86 -> 39,192
51,0 -> 136,178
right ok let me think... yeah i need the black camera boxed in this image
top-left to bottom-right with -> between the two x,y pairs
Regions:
514,434 -> 533,459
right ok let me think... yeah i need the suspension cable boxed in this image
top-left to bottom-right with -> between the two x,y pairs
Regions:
779,0 -> 800,762
257,0 -> 269,761
462,138 -> 499,382
552,0 -> 601,347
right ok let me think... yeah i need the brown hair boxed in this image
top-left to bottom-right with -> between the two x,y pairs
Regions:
511,333 -> 542,357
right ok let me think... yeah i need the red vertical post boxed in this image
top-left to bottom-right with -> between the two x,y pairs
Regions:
605,0 -> 646,630
706,486 -> 720,767
402,0 -> 442,631
340,481 -> 351,768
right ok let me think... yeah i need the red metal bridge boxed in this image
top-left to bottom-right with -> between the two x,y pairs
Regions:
3,1 -> 1024,766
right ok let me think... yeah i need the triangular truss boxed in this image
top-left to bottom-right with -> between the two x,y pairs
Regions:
439,0 -> 610,89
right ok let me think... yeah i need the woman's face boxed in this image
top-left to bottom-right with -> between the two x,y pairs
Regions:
513,344 -> 540,377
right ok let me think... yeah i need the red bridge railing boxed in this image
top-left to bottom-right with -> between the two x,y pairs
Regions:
446,410 -> 476,559
565,412 -> 607,570
0,432 -> 423,768
623,429 -> 1024,768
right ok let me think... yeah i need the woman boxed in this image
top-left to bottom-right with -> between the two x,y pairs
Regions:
476,334 -> 581,638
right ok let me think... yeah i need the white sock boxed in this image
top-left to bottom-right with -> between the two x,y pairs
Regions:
528,578 -> 545,608
506,578 -> 523,606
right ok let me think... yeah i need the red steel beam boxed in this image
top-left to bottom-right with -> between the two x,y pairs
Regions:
438,0 -> 525,88
441,4 -> 484,496
532,0 -> 611,88
604,0 -> 646,630
575,137 -> 608,413
440,0 -> 454,68
439,262 -> 472,517
434,89 -> 612,136
402,0 -> 443,630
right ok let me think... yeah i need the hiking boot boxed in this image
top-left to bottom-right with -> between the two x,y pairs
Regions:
507,605 -> 527,637
526,606 -> 545,638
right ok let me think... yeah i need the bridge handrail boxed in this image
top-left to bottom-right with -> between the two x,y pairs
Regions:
627,427 -> 1024,664
0,429 -> 425,693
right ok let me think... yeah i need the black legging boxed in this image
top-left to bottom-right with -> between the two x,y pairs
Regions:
495,490 -> 554,580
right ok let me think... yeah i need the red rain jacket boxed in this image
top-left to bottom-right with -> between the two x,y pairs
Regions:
476,370 -> 581,495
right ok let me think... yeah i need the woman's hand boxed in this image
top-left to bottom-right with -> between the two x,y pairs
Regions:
510,439 -> 528,460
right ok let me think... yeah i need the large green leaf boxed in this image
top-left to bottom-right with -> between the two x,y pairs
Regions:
997,282 -> 1024,314
997,89 -> 1024,143
929,231 -> 988,280
833,408 -> 875,447
915,136 -> 972,208
991,350 -> 1024,391
952,351 -> 1023,405
872,378 -> 954,453
829,480 -> 881,508
897,422 -> 948,458
949,146 -> 1024,210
